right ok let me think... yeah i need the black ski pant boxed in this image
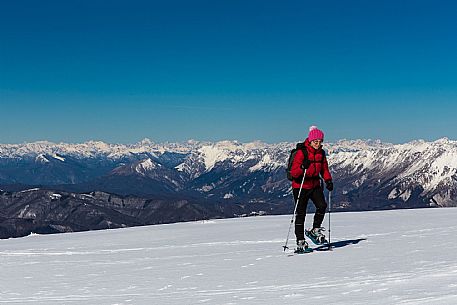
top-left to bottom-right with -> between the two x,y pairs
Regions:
293,186 -> 327,241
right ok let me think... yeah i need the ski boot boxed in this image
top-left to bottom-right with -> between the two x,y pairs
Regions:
305,227 -> 328,245
294,239 -> 312,254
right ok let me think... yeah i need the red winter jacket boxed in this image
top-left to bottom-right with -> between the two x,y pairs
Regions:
290,138 -> 332,189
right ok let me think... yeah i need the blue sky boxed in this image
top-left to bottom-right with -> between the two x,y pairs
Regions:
1,0 -> 456,144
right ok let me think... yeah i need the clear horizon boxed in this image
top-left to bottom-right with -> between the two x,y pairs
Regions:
0,135 -> 454,146
1,1 -> 456,144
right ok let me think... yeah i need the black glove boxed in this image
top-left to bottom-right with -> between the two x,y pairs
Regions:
300,159 -> 311,170
325,180 -> 334,191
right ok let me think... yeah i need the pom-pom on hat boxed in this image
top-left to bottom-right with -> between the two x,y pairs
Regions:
308,125 -> 324,142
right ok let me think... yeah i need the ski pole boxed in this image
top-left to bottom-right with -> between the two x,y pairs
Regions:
283,170 -> 306,251
328,190 -> 332,250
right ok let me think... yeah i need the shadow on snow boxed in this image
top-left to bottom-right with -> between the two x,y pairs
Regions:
314,238 -> 367,251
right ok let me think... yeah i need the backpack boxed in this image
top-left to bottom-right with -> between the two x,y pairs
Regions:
286,142 -> 325,181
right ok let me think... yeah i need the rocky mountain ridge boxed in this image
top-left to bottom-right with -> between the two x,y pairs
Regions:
1,138 -> 456,238
1,138 -> 456,207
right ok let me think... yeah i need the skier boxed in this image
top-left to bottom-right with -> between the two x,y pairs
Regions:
290,126 -> 333,253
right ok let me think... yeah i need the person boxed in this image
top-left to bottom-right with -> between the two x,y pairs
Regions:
289,125 -> 333,252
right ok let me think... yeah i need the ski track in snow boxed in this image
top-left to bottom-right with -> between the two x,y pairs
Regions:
1,208 -> 457,304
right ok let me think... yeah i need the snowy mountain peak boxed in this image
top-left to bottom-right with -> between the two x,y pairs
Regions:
433,137 -> 451,144
138,138 -> 154,146
35,154 -> 50,164
198,145 -> 232,171
52,153 -> 65,162
135,158 -> 158,174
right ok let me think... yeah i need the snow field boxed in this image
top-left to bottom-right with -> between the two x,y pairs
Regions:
1,208 -> 457,304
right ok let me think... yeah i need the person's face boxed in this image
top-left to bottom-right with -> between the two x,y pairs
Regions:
310,139 -> 322,149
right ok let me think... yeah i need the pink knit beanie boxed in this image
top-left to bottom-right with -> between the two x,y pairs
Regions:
308,125 -> 324,142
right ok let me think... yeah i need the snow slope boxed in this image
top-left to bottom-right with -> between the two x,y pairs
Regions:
1,208 -> 457,304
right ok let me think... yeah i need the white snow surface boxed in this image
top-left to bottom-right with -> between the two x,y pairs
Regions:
35,154 -> 50,163
1,208 -> 457,304
51,154 -> 65,162
135,158 -> 157,174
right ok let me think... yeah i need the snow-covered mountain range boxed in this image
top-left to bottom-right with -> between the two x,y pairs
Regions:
1,138 -> 457,210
